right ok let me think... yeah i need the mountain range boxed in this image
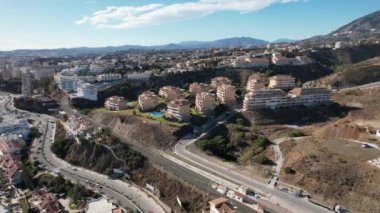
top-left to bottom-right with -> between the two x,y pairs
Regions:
0,10 -> 379,56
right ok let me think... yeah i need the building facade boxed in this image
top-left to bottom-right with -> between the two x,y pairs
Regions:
246,73 -> 267,92
165,99 -> 191,121
138,91 -> 159,111
196,92 -> 216,115
268,75 -> 296,90
189,82 -> 208,96
76,83 -> 98,101
158,86 -> 181,101
21,69 -> 33,97
217,84 -> 236,107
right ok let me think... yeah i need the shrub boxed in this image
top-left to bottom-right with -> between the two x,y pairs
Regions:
284,167 -> 296,175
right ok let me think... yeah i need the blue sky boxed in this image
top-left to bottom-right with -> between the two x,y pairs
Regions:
0,0 -> 379,50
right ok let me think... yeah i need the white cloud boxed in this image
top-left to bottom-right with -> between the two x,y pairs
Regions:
76,0 -> 301,29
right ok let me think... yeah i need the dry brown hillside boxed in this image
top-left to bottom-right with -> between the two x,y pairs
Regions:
89,112 -> 186,148
279,88 -> 380,213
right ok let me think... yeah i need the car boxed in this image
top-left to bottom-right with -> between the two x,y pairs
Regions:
72,167 -> 77,171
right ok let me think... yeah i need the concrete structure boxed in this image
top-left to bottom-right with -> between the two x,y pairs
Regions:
165,99 -> 190,121
211,77 -> 232,89
158,86 -> 181,101
195,92 -> 216,115
138,91 -> 159,111
33,68 -> 55,80
271,53 -> 295,66
216,84 -> 236,107
104,96 -> 127,111
246,73 -> 267,92
96,74 -> 122,82
268,75 -> 296,90
0,114 -> 30,139
76,83 -> 98,101
189,82 -> 208,96
209,197 -> 236,213
21,69 -> 33,97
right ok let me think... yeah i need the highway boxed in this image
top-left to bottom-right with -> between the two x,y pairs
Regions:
0,93 -> 165,213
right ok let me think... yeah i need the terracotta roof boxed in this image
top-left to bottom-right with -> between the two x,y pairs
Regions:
209,197 -> 228,205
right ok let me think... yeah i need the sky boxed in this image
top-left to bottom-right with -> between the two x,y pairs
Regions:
0,0 -> 379,50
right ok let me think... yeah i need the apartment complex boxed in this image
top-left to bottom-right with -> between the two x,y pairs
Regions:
159,86 -> 181,101
165,99 -> 191,121
125,71 -> 152,82
0,114 -> 30,139
21,69 -> 33,97
268,75 -> 296,90
76,83 -> 98,101
138,91 -> 159,111
96,73 -> 122,82
104,96 -> 127,111
196,92 -> 216,115
189,82 -> 208,96
217,84 -> 236,107
211,77 -> 232,89
243,87 -> 331,111
246,73 -> 267,92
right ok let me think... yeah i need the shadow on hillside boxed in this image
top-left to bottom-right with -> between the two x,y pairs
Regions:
243,102 -> 358,126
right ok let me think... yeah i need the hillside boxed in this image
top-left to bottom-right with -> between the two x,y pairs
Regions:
89,112 -> 189,148
329,10 -> 380,39
303,10 -> 380,44
312,56 -> 380,88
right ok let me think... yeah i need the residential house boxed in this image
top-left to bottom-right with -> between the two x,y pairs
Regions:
216,84 -> 236,107
105,96 -> 127,111
159,86 -> 181,101
196,92 -> 216,115
165,99 -> 191,122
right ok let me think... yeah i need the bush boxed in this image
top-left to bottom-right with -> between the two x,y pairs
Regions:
289,130 -> 305,138
284,167 -> 296,175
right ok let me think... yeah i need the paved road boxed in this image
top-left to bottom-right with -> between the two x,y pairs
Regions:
173,133 -> 331,213
0,93 -> 165,213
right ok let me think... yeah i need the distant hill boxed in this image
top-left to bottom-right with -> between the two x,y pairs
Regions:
329,10 -> 380,38
0,37 -> 268,57
303,10 -> 380,44
272,38 -> 296,43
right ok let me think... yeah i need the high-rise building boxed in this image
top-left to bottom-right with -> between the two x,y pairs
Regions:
21,69 -> 33,97
196,92 -> 216,115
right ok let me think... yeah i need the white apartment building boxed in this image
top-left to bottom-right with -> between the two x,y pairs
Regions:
211,77 -> 232,89
138,91 -> 159,111
54,74 -> 77,92
21,70 -> 33,97
76,83 -> 98,101
217,84 -> 236,107
243,89 -> 289,110
196,92 -> 216,115
272,53 -> 293,66
165,99 -> 190,121
0,114 -> 30,139
243,87 -> 331,111
268,75 -> 296,90
126,71 -> 152,82
289,87 -> 331,106
96,74 -> 122,82
246,73 -> 267,92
